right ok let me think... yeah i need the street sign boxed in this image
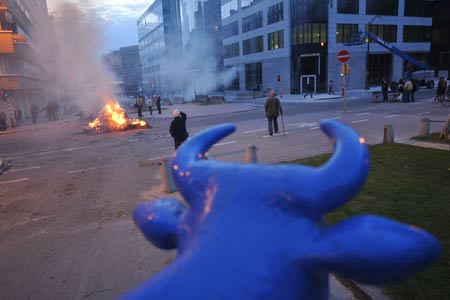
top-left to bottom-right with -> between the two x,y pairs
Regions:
340,63 -> 350,76
337,50 -> 350,63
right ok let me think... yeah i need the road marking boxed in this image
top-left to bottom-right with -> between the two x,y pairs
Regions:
13,215 -> 55,227
243,128 -> 266,133
0,178 -> 29,185
356,113 -> 372,116
310,127 -> 321,130
330,117 -> 341,120
287,123 -> 302,127
34,146 -> 89,156
262,132 -> 289,138
411,102 -> 427,105
148,155 -> 166,161
385,114 -> 401,118
351,119 -> 370,124
418,112 -> 430,116
67,166 -> 109,174
9,166 -> 41,173
214,141 -> 237,147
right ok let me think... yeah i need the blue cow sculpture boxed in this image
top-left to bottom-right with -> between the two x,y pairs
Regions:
123,120 -> 440,300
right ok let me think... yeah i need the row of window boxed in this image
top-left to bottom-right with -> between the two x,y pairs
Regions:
337,0 -> 433,17
221,0 -> 270,19
224,30 -> 285,58
292,23 -> 327,46
336,24 -> 432,43
223,2 -> 284,39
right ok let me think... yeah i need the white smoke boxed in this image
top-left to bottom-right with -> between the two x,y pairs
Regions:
33,1 -> 118,114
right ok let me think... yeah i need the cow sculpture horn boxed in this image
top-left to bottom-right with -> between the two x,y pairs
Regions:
172,120 -> 369,219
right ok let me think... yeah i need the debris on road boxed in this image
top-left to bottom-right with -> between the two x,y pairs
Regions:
0,160 -> 12,175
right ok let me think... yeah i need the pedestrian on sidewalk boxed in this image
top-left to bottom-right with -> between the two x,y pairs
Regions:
381,79 -> 389,102
136,95 -> 144,117
304,83 -> 313,98
169,109 -> 189,150
155,94 -> 162,114
146,95 -> 153,116
264,90 -> 283,136
30,103 -> 39,124
328,80 -> 335,95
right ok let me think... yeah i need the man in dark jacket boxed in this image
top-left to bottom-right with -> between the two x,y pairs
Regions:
264,90 -> 283,136
381,79 -> 389,102
169,109 -> 189,149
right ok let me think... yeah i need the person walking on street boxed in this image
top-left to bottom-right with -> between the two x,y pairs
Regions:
381,79 -> 389,102
404,80 -> 413,102
136,95 -> 144,117
30,103 -> 39,124
264,90 -> 283,136
155,94 -> 162,114
304,82 -> 313,98
436,77 -> 447,102
169,109 -> 189,149
328,80 -> 335,95
146,95 -> 153,116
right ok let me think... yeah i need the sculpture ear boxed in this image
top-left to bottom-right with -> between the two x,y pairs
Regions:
133,198 -> 187,250
305,215 -> 440,284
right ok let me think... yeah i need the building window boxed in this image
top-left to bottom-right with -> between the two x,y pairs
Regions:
292,23 -> 327,45
241,0 -> 260,10
226,67 -> 240,90
432,27 -> 450,44
404,0 -> 433,17
268,2 -> 283,25
221,0 -> 238,19
268,30 -> 284,50
242,11 -> 263,33
337,0 -> 358,14
243,36 -> 264,55
245,62 -> 262,91
365,24 -> 397,43
223,21 -> 239,38
224,42 -> 240,58
403,26 -> 432,43
366,0 -> 398,16
336,24 -> 358,43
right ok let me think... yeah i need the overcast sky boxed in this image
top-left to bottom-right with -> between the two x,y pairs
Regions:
47,0 -> 152,54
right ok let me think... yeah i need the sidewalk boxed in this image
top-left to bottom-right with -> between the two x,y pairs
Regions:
0,116 -> 76,136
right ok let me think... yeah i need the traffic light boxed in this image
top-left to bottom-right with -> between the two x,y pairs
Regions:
1,89 -> 9,99
277,74 -> 281,82
340,72 -> 344,77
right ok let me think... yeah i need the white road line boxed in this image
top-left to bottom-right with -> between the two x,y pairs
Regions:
418,112 -> 430,116
310,127 -> 321,130
0,178 -> 29,185
213,141 -> 237,147
385,115 -> 401,118
287,123 -> 302,127
34,146 -> 89,156
66,166 -> 109,174
411,102 -> 427,105
262,132 -> 290,138
356,113 -> 372,116
159,146 -> 173,150
9,166 -> 41,173
330,117 -> 341,120
243,128 -> 266,133
351,119 -> 370,124
148,156 -> 166,161
13,215 -> 55,227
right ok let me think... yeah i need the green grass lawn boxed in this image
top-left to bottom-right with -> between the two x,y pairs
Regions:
289,144 -> 450,300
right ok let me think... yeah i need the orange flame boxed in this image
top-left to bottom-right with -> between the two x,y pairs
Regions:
87,101 -> 147,131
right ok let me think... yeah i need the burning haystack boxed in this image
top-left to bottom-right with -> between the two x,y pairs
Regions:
86,102 -> 148,133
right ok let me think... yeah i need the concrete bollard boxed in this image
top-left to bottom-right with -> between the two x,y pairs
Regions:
383,124 -> 394,144
160,157 -> 177,193
245,145 -> 258,164
419,118 -> 430,138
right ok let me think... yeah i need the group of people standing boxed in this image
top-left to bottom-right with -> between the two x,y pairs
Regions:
135,94 -> 161,118
381,79 -> 415,102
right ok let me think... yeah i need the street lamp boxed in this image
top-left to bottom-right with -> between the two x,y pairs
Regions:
366,15 -> 382,90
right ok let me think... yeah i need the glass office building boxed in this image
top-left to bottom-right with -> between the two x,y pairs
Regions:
222,0 -> 435,93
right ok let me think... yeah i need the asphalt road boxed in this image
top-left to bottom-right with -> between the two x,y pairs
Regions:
0,89 -> 448,300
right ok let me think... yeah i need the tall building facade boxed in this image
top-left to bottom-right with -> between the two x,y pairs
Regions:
102,45 -> 143,96
137,0 -> 183,94
0,0 -> 57,127
138,0 -> 223,97
222,0 -> 436,94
